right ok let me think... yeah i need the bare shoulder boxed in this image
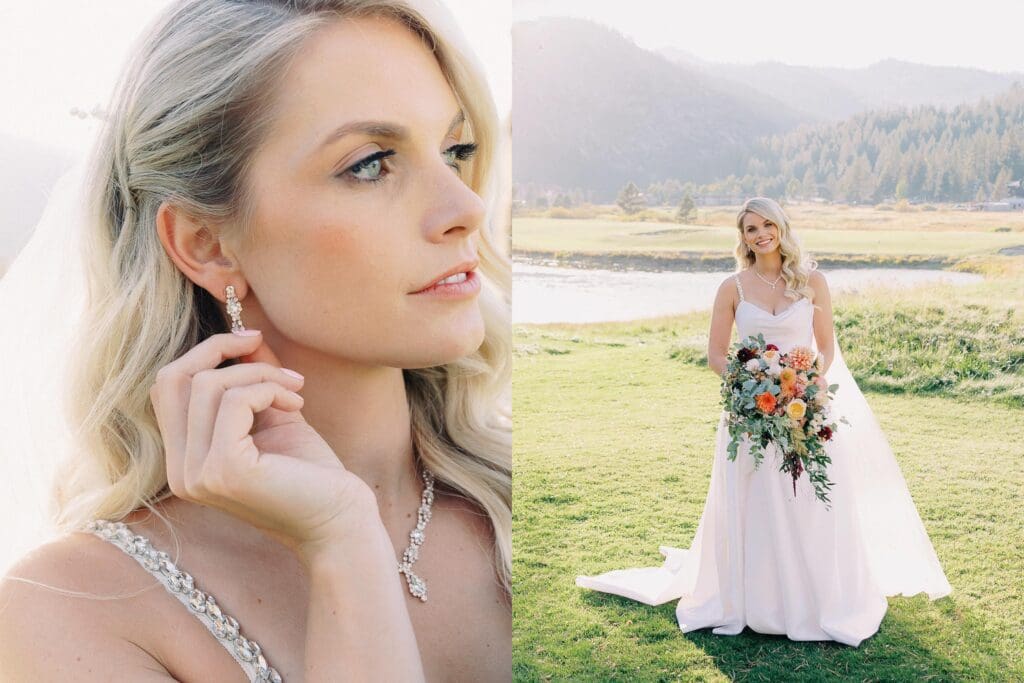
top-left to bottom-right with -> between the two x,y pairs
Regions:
0,531 -> 176,681
808,268 -> 828,288
717,272 -> 741,300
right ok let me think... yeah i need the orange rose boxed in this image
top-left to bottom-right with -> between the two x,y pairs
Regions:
779,367 -> 797,384
755,392 -> 777,413
779,381 -> 797,399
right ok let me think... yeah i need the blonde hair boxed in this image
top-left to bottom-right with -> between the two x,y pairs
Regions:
54,0 -> 511,597
734,197 -> 817,303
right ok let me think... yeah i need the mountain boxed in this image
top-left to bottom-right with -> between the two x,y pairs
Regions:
512,17 -> 805,200
660,53 -> 1024,122
718,84 -> 1024,203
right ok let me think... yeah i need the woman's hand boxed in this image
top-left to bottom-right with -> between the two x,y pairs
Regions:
149,330 -> 379,562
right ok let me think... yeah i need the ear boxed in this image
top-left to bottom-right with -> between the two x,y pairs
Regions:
155,200 -> 246,301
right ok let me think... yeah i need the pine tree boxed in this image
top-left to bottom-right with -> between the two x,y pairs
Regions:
676,193 -> 696,222
616,182 -> 644,214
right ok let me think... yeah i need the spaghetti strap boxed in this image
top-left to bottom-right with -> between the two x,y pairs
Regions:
85,519 -> 283,683
733,273 -> 745,302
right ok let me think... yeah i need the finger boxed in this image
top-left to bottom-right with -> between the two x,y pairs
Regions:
199,382 -> 304,497
152,332 -> 267,486
162,331 -> 266,380
237,332 -> 285,368
183,364 -> 305,486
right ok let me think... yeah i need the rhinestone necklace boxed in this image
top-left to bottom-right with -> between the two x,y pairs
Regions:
753,268 -> 784,290
398,467 -> 435,602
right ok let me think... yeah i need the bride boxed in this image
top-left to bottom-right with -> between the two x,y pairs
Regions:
0,1 -> 510,681
576,197 -> 951,647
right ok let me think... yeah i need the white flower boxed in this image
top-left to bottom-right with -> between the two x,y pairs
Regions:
766,360 -> 782,377
745,358 -> 761,372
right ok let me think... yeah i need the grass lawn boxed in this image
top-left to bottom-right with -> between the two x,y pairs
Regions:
512,217 -> 1024,262
512,273 -> 1024,681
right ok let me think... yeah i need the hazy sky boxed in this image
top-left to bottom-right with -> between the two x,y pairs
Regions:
0,0 -> 509,157
513,0 -> 1024,73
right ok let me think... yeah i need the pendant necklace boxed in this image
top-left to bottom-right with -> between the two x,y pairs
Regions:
753,268 -> 784,290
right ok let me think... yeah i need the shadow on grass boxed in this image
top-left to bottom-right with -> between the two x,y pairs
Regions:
567,590 -> 1015,682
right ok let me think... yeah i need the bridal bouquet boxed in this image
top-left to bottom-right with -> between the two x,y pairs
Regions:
720,333 -> 848,505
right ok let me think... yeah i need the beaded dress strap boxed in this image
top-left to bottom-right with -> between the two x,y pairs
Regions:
733,274 -> 745,302
85,519 -> 283,683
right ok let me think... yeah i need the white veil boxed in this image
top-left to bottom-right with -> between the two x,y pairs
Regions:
815,333 -> 952,599
0,156 -> 92,576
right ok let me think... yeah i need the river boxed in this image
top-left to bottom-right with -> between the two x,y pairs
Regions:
513,261 -> 983,324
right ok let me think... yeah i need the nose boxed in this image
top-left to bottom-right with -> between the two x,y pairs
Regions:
420,161 -> 486,244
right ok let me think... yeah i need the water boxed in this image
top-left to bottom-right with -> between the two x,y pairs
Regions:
513,261 -> 984,324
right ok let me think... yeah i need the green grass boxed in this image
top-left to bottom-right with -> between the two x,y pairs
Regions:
663,269 -> 1024,408
512,276 -> 1024,681
512,210 -> 1024,265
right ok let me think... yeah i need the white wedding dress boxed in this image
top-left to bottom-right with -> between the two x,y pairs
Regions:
576,275 -> 952,647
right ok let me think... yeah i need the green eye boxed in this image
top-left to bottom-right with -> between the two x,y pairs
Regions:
341,150 -> 395,183
443,142 -> 478,172
351,157 -> 382,180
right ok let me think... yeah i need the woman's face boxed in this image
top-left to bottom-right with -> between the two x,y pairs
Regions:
228,16 -> 487,369
740,211 -> 781,256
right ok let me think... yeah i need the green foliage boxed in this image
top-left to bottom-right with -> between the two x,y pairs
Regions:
660,86 -> 1024,204
616,182 -> 645,215
833,298 -> 1024,407
676,193 -> 696,222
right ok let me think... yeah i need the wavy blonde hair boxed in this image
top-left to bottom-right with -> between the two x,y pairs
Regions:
53,0 -> 511,597
734,197 -> 817,304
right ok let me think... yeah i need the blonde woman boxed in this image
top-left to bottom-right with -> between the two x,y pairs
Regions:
0,1 -> 510,680
577,197 -> 950,647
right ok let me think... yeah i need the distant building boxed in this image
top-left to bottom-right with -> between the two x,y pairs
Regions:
980,202 -> 1015,212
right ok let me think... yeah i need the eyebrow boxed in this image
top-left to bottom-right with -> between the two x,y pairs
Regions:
316,110 -> 465,152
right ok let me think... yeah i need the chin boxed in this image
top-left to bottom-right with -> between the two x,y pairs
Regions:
402,316 -> 486,369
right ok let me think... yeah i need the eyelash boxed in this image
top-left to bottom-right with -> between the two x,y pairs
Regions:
443,143 -> 478,173
339,142 -> 479,184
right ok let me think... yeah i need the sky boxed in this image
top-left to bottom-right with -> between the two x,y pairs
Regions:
0,0 -> 510,157
3,1 -> 1020,158
513,0 -> 1024,74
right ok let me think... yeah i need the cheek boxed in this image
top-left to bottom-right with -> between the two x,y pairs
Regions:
301,218 -> 410,308
255,211 -> 404,326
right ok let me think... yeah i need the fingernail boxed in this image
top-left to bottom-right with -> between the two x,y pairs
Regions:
282,368 -> 304,380
234,329 -> 261,337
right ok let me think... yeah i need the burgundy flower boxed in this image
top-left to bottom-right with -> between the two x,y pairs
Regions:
766,343 -> 779,351
817,426 -> 833,441
737,347 -> 756,363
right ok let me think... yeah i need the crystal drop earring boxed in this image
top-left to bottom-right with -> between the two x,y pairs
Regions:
225,285 -> 245,332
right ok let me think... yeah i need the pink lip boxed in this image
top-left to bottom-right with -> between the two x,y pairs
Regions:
409,268 -> 481,299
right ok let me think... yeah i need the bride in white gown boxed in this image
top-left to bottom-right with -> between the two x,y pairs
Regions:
576,197 -> 951,647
